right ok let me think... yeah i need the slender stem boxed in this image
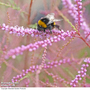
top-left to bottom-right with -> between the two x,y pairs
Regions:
36,46 -> 47,86
0,1 -> 28,15
55,7 -> 78,32
3,60 -> 21,74
27,0 -> 33,26
24,0 -> 33,70
54,37 -> 75,61
43,0 -> 48,10
79,35 -> 90,48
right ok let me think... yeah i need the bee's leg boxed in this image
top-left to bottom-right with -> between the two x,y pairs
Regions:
47,25 -> 52,34
49,26 -> 52,34
44,29 -> 45,32
37,25 -> 41,31
55,25 -> 61,30
50,30 -> 52,34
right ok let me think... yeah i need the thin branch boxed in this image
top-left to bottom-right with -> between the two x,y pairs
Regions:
0,1 -> 28,15
3,60 -> 21,74
55,7 -> 78,32
56,7 -> 90,48
27,0 -> 33,26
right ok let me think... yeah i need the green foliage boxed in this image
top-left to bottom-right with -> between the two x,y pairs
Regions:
78,47 -> 90,58
0,1 -> 27,15
29,23 -> 37,29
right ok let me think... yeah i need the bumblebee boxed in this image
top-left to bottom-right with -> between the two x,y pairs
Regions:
37,13 -> 62,33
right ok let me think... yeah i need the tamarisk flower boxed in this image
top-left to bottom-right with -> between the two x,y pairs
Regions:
44,69 -> 70,85
11,58 -> 74,84
74,0 -> 83,30
70,58 -> 90,87
4,30 -> 76,59
62,0 -> 90,40
62,0 -> 78,20
0,23 -> 75,38
25,79 -> 30,87
12,58 -> 90,86
1,23 -> 40,37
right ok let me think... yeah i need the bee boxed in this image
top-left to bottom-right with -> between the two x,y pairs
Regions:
37,13 -> 62,33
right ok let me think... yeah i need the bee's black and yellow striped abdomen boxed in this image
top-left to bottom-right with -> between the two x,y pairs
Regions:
37,18 -> 49,31
38,20 -> 47,28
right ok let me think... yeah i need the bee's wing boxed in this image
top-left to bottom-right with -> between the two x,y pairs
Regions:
47,21 -> 53,25
45,13 -> 62,25
46,13 -> 55,17
45,13 -> 55,20
47,19 -> 62,25
45,13 -> 55,25
53,19 -> 63,22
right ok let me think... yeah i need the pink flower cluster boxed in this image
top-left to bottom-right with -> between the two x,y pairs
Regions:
70,58 -> 90,87
3,24 -> 76,59
12,58 -> 90,87
62,0 -> 78,19
1,23 -> 75,38
45,69 -> 70,85
25,79 -> 30,87
62,0 -> 90,40
74,0 -> 82,30
1,23 -> 40,37
11,58 -> 73,83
